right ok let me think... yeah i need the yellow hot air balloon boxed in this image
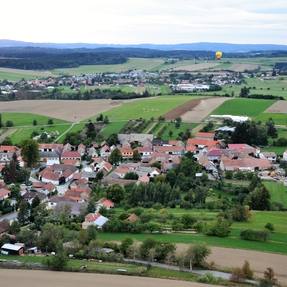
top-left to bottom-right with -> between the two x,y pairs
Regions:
215,51 -> 223,60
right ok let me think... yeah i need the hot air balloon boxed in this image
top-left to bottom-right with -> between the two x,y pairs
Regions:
215,51 -> 223,60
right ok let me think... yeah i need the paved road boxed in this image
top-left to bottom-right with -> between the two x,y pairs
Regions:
0,211 -> 18,222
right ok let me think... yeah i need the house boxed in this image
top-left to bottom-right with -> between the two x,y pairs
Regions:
82,213 -> 109,229
0,145 -> 21,165
39,164 -> 78,185
120,146 -> 134,159
227,144 -> 257,156
186,138 -> 219,151
220,156 -> 272,172
100,145 -> 112,159
77,144 -> 86,156
23,191 -> 47,204
0,221 -> 9,236
194,132 -> 215,140
135,166 -> 160,178
0,187 -> 11,201
137,146 -> 153,158
32,182 -> 56,195
126,213 -> 139,223
259,152 -> 277,163
97,198 -> 114,210
38,143 -> 63,166
118,133 -> 153,146
64,188 -> 90,202
61,151 -> 81,166
1,243 -> 24,255
0,145 -> 18,154
154,145 -> 185,156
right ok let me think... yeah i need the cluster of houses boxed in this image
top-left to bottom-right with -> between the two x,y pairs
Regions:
0,131 -> 287,233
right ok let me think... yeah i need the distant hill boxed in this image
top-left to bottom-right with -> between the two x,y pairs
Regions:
1,39 -> 287,53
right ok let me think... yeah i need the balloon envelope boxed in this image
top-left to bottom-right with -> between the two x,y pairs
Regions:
215,51 -> 223,60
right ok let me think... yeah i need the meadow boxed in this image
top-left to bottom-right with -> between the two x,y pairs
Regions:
0,68 -> 53,81
211,98 -> 275,117
102,95 -> 196,121
100,210 -> 287,255
263,181 -> 287,209
54,58 -> 165,75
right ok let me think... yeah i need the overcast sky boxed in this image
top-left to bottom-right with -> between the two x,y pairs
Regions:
1,0 -> 287,44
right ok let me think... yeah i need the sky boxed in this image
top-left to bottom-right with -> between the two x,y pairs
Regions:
1,0 -> 287,44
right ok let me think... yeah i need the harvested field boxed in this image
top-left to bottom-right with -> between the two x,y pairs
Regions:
164,99 -> 201,120
0,99 -> 122,122
0,269 -> 219,287
176,244 -> 287,285
266,100 -> 287,114
228,63 -> 259,72
180,97 -> 229,123
172,62 -> 219,72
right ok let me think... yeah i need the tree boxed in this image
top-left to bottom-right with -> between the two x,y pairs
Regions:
120,238 -> 134,257
246,185 -> 271,210
132,150 -> 141,162
184,244 -> 211,268
21,139 -> 39,168
124,172 -> 139,180
33,119 -> 38,126
48,118 -> 54,125
259,268 -> 277,287
108,148 -> 122,165
231,205 -> 251,222
242,260 -> 254,279
266,118 -> 278,138
206,218 -> 231,237
45,250 -> 68,271
106,184 -> 124,204
17,200 -> 30,225
240,86 -> 250,97
6,120 -> 14,127
103,116 -> 109,124
0,113 -> 2,128
175,117 -> 182,128
265,223 -> 275,232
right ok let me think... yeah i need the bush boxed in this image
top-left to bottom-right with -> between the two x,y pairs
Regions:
242,260 -> 254,279
45,252 -> 68,271
206,218 -> 231,237
231,267 -> 245,283
265,223 -> 274,232
240,229 -> 269,242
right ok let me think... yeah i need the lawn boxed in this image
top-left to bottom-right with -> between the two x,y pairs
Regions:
100,121 -> 127,138
1,112 -> 68,127
263,181 -> 287,209
10,124 -> 72,145
256,113 -> 287,125
54,58 -> 165,75
102,96 -> 196,121
100,210 -> 287,255
156,122 -> 197,140
211,98 -> 275,117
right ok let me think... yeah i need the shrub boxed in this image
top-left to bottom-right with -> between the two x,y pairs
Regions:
240,229 -> 269,242
206,218 -> 231,237
231,267 -> 245,283
45,251 -> 68,271
242,260 -> 254,279
265,223 -> 274,232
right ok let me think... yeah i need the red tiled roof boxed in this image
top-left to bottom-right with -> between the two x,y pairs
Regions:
187,138 -> 219,148
39,143 -> 63,150
61,151 -> 81,158
195,132 -> 215,139
85,213 -> 101,222
99,198 -> 114,208
154,146 -> 184,153
0,145 -> 18,153
0,188 -> 10,199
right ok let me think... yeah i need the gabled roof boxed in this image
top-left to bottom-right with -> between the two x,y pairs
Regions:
0,145 -> 18,153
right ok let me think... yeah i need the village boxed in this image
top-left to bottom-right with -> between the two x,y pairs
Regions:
1,123 -> 287,238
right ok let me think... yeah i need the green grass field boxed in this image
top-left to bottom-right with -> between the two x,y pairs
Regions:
100,210 -> 287,254
54,58 -> 165,75
264,181 -> 287,209
0,112 -> 71,144
211,98 -> 275,117
0,68 -> 53,81
100,121 -> 127,138
1,112 -> 67,127
102,95 -> 196,121
256,113 -> 287,125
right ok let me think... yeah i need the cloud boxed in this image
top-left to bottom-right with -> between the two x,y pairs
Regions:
0,0 -> 286,44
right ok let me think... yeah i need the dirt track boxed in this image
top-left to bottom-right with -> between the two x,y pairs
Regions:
266,100 -> 287,113
177,244 -> 287,285
0,269 -> 221,287
181,97 -> 229,123
0,99 -> 122,122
